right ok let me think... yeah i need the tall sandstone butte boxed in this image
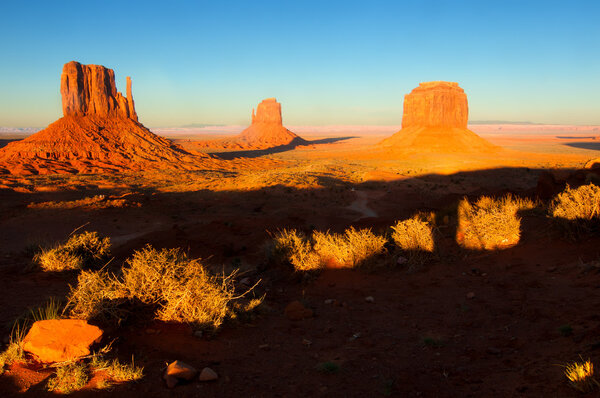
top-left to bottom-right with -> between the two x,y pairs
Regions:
61,61 -> 138,121
380,81 -> 496,153
0,61 -> 211,175
195,98 -> 305,150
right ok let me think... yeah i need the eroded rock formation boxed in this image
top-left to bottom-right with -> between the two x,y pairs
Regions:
61,61 -> 138,121
380,81 -> 496,153
194,98 -> 305,151
0,61 -> 213,175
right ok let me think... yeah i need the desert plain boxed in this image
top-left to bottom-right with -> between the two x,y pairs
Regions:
0,63 -> 599,398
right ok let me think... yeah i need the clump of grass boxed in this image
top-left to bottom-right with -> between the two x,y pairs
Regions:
273,227 -> 386,271
34,231 -> 111,272
29,297 -> 62,322
90,355 -> 143,385
456,195 -> 536,250
423,336 -> 445,348
391,213 -> 435,266
559,325 -> 573,337
564,359 -> 598,392
66,245 -> 253,329
0,323 -> 27,374
47,362 -> 89,394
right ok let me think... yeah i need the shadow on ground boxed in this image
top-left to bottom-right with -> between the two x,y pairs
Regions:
209,136 -> 356,159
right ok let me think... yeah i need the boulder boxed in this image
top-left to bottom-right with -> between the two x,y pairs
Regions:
198,367 -> 218,381
163,360 -> 198,388
22,319 -> 103,363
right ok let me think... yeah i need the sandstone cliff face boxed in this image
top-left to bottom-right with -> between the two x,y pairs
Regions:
61,61 -> 137,121
0,61 -> 212,175
251,98 -> 283,125
401,81 -> 468,129
380,81 -> 496,153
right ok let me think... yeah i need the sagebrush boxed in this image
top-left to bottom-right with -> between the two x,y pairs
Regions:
456,195 -> 536,250
550,183 -> 600,221
391,213 -> 435,265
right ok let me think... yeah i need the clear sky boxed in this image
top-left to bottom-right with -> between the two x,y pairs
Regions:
1,0 -> 599,127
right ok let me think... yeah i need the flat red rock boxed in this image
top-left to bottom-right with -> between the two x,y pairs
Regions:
22,319 -> 103,363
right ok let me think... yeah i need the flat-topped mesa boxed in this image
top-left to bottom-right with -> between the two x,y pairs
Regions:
251,98 -> 283,125
60,61 -> 138,121
401,81 -> 468,129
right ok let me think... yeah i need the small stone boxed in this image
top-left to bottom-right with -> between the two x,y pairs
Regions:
199,367 -> 218,382
193,330 -> 203,338
164,360 -> 197,382
259,344 -> 270,350
302,339 -> 312,346
397,256 -> 408,265
146,328 -> 157,334
365,296 -> 375,303
466,292 -> 476,299
324,299 -> 334,305
240,277 -> 251,286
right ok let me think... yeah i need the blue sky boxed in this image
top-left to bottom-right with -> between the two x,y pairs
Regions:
1,0 -> 599,127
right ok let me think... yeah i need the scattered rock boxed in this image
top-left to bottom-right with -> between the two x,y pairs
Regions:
397,256 -> 408,265
193,330 -> 203,339
284,301 -> 313,320
486,347 -> 502,355
22,319 -> 103,363
466,292 -> 476,299
163,360 -> 197,388
324,299 -> 334,305
365,296 -> 375,303
240,277 -> 252,286
198,367 -> 218,382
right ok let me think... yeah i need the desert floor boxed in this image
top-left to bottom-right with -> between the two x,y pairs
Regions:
0,128 -> 599,396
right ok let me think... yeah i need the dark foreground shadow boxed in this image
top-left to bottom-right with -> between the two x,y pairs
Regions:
563,141 -> 600,151
0,139 -> 21,149
210,136 -> 356,159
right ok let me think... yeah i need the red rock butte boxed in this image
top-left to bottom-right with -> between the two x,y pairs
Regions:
0,61 -> 213,175
380,81 -> 497,153
196,98 -> 305,150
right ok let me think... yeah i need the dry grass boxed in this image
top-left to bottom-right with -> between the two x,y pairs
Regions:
550,183 -> 600,221
0,323 -> 26,375
66,245 -> 252,329
391,213 -> 436,266
35,231 -> 111,272
46,362 -> 89,394
564,359 -> 598,392
456,195 -> 536,250
90,355 -> 144,386
27,195 -> 139,210
273,227 -> 386,270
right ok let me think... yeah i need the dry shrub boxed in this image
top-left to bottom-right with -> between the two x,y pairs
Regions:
46,362 -> 89,394
273,227 -> 386,270
90,355 -> 144,385
391,213 -> 435,265
457,195 -> 536,250
35,231 -> 111,272
66,270 -> 126,321
272,229 -> 320,271
67,246 -> 248,329
550,183 -> 600,221
0,323 -> 26,375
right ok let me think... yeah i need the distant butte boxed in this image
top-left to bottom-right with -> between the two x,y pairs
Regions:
380,81 -> 497,153
195,98 -> 305,151
0,61 -> 213,175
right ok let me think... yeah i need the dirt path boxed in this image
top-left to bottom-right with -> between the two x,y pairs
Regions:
347,190 -> 384,220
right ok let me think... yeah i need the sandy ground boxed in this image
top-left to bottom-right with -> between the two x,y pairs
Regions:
0,126 -> 599,396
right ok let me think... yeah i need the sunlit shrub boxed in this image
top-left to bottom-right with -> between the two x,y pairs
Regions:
550,183 -> 600,221
564,359 -> 597,392
457,195 -> 535,250
391,213 -> 435,265
35,231 -> 111,271
273,227 -> 386,270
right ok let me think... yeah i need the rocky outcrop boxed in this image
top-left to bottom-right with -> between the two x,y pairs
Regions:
22,319 -> 103,363
401,82 -> 468,129
380,81 -> 497,153
61,61 -> 137,120
194,98 -> 305,150
0,61 -> 214,174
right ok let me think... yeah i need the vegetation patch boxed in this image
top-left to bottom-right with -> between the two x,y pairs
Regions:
564,359 -> 598,392
66,245 -> 256,329
273,227 -> 386,270
34,231 -> 111,272
391,213 -> 436,266
550,184 -> 600,237
46,362 -> 89,394
456,195 -> 536,250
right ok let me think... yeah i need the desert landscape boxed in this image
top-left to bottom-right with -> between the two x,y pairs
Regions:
1,2 -> 600,397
